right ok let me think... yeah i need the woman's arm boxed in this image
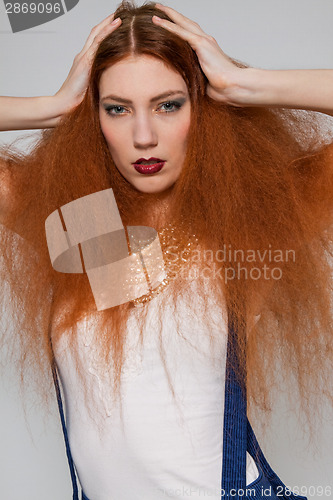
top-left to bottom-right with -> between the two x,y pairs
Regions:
0,13 -> 121,132
0,95 -> 71,131
153,4 -> 333,117
222,68 -> 333,117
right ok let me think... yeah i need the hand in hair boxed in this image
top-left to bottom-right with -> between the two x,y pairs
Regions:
152,3 -> 247,105
153,4 -> 333,116
54,13 -> 122,115
0,14 -> 123,131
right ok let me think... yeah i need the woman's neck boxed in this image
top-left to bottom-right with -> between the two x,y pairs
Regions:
125,186 -> 175,231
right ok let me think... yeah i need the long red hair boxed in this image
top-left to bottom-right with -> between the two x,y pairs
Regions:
1,0 -> 332,442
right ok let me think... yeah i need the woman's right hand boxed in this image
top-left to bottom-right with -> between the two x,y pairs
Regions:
53,13 -> 122,114
0,14 -> 122,132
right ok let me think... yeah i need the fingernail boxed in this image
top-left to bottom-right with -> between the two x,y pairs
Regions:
152,15 -> 162,21
111,17 -> 120,24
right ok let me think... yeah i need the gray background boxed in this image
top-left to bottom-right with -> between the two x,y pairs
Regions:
0,1 -> 333,499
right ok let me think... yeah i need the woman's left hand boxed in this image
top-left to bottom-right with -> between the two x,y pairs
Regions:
152,4 -> 333,116
152,3 -> 247,104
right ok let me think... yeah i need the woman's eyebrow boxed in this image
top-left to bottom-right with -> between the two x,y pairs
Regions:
100,90 -> 187,104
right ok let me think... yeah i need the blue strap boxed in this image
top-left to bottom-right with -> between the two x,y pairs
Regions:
221,309 -> 247,498
52,362 -> 80,500
247,419 -> 307,499
221,311 -> 308,500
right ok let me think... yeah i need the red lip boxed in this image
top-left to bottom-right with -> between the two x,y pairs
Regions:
132,157 -> 166,175
132,157 -> 165,164
133,161 -> 165,175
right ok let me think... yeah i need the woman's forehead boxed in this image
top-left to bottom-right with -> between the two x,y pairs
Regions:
99,55 -> 188,100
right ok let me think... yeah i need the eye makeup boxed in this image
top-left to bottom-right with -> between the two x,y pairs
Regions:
102,98 -> 187,117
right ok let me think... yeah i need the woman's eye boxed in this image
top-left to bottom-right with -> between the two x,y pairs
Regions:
159,101 -> 182,113
104,105 -> 127,116
103,100 -> 183,116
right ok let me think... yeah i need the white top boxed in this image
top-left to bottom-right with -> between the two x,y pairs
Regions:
54,278 -> 259,500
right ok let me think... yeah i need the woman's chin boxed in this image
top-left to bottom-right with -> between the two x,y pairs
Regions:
130,178 -> 176,195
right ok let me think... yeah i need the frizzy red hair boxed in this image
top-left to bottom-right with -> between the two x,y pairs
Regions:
0,0 -> 332,443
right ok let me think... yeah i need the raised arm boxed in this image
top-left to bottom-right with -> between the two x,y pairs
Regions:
0,95 -> 74,131
218,68 -> 333,117
0,13 -> 121,132
153,4 -> 333,117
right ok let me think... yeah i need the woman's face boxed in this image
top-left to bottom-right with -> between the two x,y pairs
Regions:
99,55 -> 191,194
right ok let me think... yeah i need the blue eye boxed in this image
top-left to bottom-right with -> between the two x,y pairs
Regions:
159,101 -> 182,113
104,105 -> 127,116
103,100 -> 184,116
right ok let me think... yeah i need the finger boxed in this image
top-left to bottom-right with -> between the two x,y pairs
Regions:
79,13 -> 116,55
84,18 -> 122,62
154,3 -> 206,37
152,15 -> 202,47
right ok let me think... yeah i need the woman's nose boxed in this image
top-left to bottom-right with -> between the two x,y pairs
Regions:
133,115 -> 158,149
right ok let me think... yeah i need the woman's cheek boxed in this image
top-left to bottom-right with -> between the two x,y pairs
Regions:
164,117 -> 190,144
100,118 -> 113,142
100,122 -> 121,152
176,120 -> 191,150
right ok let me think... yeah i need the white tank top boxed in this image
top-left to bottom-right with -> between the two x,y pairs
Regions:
54,279 -> 259,499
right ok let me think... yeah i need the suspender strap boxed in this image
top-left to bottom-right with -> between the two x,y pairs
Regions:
221,309 -> 247,498
247,419 -> 307,500
51,361 -> 80,500
221,310 -> 308,500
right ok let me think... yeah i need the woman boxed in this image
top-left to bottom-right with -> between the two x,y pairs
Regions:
0,1 -> 332,498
